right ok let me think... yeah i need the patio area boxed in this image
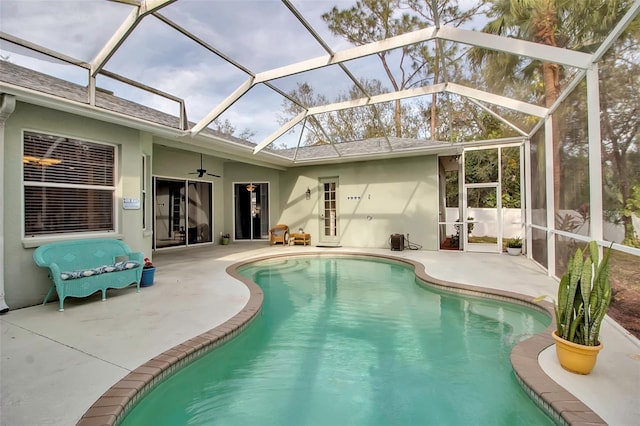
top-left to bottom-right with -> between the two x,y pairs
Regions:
1,244 -> 638,425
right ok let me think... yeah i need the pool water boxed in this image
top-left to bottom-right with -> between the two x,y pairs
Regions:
121,257 -> 554,425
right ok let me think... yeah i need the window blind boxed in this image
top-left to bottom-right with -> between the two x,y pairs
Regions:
23,132 -> 116,236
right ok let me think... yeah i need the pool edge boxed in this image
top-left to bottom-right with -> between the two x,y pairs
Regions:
77,252 -> 605,426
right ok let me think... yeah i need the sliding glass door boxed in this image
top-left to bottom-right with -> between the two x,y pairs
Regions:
154,178 -> 212,249
234,182 -> 269,241
187,181 -> 212,244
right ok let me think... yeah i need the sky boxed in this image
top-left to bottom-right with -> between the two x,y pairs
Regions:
0,0 -> 493,148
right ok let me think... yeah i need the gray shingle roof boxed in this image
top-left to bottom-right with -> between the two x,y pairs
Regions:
1,60 -> 449,163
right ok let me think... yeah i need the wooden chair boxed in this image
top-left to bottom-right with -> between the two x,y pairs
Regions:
269,224 -> 289,245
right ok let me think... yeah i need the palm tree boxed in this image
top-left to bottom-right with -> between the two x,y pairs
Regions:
471,0 -> 627,208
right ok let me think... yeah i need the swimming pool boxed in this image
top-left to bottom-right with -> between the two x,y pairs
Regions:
121,256 -> 554,425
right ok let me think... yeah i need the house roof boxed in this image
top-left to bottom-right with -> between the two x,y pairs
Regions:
2,59 -> 475,166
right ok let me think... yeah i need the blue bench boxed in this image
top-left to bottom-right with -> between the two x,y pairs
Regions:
33,239 -> 144,311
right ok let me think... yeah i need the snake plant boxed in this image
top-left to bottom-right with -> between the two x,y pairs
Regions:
553,241 -> 613,346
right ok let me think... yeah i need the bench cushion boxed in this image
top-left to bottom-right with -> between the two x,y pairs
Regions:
60,260 -> 140,281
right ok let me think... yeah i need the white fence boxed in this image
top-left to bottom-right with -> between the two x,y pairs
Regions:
445,208 -> 639,243
444,208 -> 523,238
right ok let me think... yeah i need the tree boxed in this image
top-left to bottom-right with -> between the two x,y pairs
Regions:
321,0 -> 422,138
213,118 -> 256,142
279,80 -> 394,145
321,0 -> 486,140
599,23 -> 640,247
399,0 -> 488,139
471,0 -> 627,210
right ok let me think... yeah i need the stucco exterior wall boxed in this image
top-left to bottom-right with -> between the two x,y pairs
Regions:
4,102 -> 150,308
277,156 -> 439,250
2,103 -> 438,310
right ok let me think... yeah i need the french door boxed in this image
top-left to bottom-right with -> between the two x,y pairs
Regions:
319,177 -> 339,245
234,182 -> 269,240
154,178 -> 212,249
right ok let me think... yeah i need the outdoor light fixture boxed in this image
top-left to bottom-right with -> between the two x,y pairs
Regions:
246,183 -> 256,192
305,187 -> 311,200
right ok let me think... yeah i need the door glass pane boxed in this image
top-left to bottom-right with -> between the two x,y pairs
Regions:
155,179 -> 186,248
234,184 -> 252,240
323,182 -> 337,237
258,183 -> 270,238
187,181 -> 212,244
234,182 -> 269,240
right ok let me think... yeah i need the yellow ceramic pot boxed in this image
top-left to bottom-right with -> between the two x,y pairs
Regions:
552,330 -> 603,375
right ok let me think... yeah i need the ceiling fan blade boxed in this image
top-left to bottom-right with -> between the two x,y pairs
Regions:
187,154 -> 220,178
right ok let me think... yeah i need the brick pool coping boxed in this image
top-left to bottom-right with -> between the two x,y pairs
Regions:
77,252 -> 605,426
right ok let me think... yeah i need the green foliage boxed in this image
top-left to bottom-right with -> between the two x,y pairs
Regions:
622,185 -> 640,248
461,148 -> 521,209
554,241 -> 612,346
506,236 -> 522,248
212,118 -> 256,142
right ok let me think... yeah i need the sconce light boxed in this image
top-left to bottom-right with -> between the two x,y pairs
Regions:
305,187 -> 311,200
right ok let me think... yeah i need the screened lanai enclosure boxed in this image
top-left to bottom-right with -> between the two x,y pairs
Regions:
1,1 -> 639,329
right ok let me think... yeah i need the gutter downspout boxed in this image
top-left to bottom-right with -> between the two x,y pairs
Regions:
0,94 -> 16,314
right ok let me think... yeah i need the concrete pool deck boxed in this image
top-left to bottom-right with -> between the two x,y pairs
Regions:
1,244 -> 638,425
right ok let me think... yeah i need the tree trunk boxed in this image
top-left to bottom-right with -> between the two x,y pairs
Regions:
431,41 -> 441,141
534,4 -> 562,213
542,60 -> 562,209
394,99 -> 402,137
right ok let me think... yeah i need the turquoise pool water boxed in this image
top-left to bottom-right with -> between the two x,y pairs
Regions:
121,256 -> 553,425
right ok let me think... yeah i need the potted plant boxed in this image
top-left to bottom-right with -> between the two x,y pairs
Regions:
505,236 -> 522,255
220,233 -> 230,245
141,257 -> 156,287
535,241 -> 612,374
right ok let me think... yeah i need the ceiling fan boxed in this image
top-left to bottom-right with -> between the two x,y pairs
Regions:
188,153 -> 220,178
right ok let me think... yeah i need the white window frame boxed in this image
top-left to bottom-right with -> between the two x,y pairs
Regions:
142,154 -> 149,231
22,130 -> 119,244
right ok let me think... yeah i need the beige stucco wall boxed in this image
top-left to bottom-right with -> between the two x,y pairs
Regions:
3,102 -> 439,310
3,102 -> 150,308
277,156 -> 439,250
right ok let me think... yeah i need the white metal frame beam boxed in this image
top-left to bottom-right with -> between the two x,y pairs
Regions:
436,27 -> 592,70
544,116 -> 556,277
91,0 -> 176,77
193,21 -> 576,138
253,83 -> 546,153
0,32 -> 90,68
466,98 -> 528,137
591,0 -> 640,63
586,66 -> 604,243
446,83 -> 547,117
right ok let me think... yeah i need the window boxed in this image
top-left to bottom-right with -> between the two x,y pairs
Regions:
142,155 -> 148,230
23,131 -> 116,237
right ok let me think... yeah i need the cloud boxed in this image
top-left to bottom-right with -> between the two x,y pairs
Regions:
3,0 -> 483,147
0,0 -> 132,62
